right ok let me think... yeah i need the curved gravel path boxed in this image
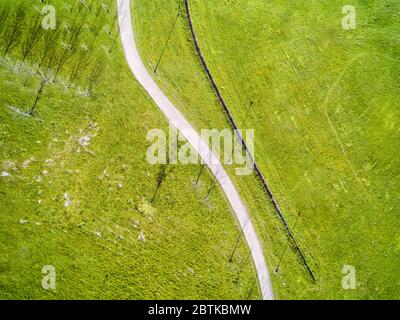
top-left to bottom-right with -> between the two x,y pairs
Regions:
117,0 -> 273,300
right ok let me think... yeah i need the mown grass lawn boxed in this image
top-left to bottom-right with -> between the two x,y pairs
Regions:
0,0 -> 258,299
135,0 -> 400,299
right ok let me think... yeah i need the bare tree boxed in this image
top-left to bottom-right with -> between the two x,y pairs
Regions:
94,2 -> 104,18
274,212 -> 302,274
37,27 -> 61,71
53,42 -> 74,80
110,10 -> 118,30
105,0 -> 114,13
228,221 -> 247,263
70,0 -> 86,31
69,49 -> 90,83
21,14 -> 43,61
88,0 -> 96,12
241,100 -> 254,128
195,164 -> 205,186
27,33 -> 59,114
105,8 -> 120,53
87,56 -> 106,94
151,165 -> 172,204
0,3 -> 11,35
68,6 -> 89,53
234,250 -> 251,284
88,18 -> 103,51
29,76 -> 48,115
69,0 -> 78,13
3,5 -> 26,57
246,281 -> 256,300
108,29 -> 120,54
204,170 -> 221,201
42,38 -> 58,80
22,27 -> 58,87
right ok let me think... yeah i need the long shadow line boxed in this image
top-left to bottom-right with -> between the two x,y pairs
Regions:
183,0 -> 315,282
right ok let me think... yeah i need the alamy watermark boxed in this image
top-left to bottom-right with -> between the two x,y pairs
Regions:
146,124 -> 255,176
41,5 -> 56,30
342,265 -> 356,289
41,265 -> 56,290
342,5 -> 356,30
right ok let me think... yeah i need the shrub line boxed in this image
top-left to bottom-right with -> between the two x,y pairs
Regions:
183,0 -> 315,282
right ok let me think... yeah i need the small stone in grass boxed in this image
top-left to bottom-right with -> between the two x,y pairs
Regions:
1,171 -> 10,177
45,159 -> 54,166
22,160 -> 30,169
131,220 -> 139,228
63,193 -> 72,207
138,231 -> 145,242
19,219 -> 28,225
94,231 -> 102,237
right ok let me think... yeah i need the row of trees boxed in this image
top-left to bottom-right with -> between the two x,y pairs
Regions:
0,0 -> 118,114
150,161 -> 259,298
1,1 -> 261,297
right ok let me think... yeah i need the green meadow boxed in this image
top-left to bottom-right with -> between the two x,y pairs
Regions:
0,0 -> 258,299
1,0 -> 398,300
135,0 -> 400,299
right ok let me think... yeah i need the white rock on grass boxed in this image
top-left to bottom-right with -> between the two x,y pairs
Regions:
21,157 -> 35,169
45,159 -> 55,166
22,160 -> 30,169
19,219 -> 28,225
1,171 -> 10,177
3,160 -> 16,170
63,193 -> 72,207
78,135 -> 91,147
138,231 -> 145,242
131,220 -> 139,228
94,231 -> 102,238
77,87 -> 90,97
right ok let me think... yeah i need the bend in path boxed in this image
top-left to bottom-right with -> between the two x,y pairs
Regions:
117,0 -> 274,300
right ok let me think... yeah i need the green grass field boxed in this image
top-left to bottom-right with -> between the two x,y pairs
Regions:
0,0 -> 259,299
134,0 -> 400,299
1,0 -> 399,300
